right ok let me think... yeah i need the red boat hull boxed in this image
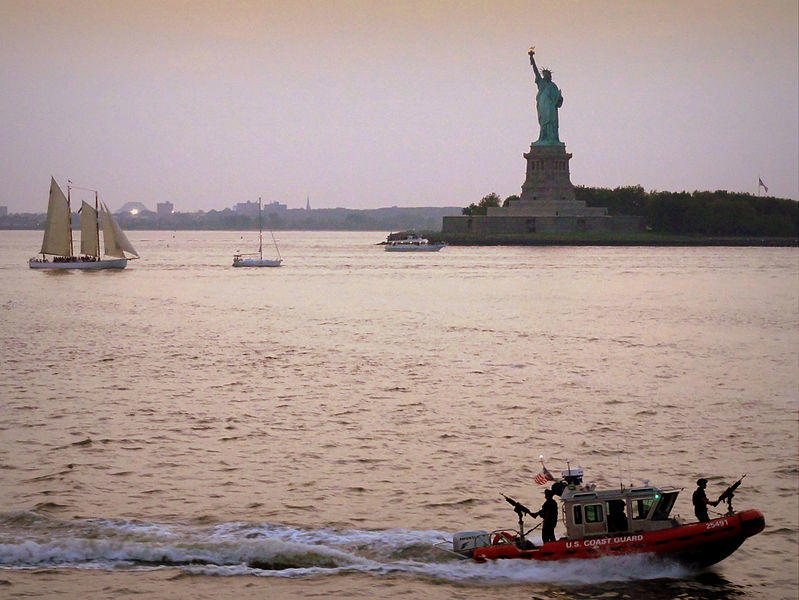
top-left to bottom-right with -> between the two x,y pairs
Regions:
472,509 -> 764,569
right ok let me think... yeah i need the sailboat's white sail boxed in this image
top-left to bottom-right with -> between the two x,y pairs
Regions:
40,177 -> 72,256
80,200 -> 99,257
100,203 -> 139,258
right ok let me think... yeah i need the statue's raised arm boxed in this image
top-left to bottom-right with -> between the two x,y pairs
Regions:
528,46 -> 564,146
529,47 -> 542,82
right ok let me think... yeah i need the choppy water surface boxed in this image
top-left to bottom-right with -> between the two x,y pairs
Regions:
0,230 -> 796,599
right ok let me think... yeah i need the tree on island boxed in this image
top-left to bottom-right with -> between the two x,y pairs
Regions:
462,192 -> 501,216
576,186 -> 797,236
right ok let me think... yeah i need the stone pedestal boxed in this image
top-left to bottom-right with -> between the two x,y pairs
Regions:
441,137 -> 643,236
520,143 -> 575,203
487,144 -> 607,217
485,142 -> 595,218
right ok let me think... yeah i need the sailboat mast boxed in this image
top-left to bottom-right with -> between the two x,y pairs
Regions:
67,184 -> 74,257
94,191 -> 100,258
258,197 -> 263,260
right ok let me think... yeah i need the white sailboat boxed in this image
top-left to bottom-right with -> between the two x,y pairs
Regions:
29,177 -> 139,270
232,197 -> 282,267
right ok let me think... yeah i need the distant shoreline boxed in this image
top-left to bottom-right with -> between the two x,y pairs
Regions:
4,228 -> 797,246
431,232 -> 798,247
0,206 -> 462,234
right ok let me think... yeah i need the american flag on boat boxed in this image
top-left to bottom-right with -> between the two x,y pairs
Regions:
534,465 -> 554,485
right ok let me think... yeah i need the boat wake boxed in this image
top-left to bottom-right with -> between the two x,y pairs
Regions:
0,512 -> 689,584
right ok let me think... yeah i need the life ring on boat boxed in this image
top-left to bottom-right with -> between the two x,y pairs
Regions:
491,531 -> 516,545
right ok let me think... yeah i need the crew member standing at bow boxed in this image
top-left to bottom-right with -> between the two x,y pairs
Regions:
533,489 -> 558,543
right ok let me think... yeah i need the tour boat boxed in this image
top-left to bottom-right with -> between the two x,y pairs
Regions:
29,178 -> 139,270
233,197 -> 282,267
384,232 -> 446,252
443,467 -> 764,569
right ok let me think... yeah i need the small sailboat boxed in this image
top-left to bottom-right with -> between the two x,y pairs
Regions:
232,197 -> 282,267
29,178 -> 139,270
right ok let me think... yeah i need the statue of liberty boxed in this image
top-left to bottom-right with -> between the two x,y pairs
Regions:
528,47 -> 564,146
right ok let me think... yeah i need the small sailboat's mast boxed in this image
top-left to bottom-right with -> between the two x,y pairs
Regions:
94,190 -> 100,259
66,183 -> 74,258
73,182 -> 102,258
258,197 -> 263,260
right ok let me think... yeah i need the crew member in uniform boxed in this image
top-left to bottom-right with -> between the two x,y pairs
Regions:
692,478 -> 719,522
533,488 -> 558,543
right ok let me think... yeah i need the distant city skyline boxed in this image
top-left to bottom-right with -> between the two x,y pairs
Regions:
1,0 -> 797,214
2,194 -> 310,215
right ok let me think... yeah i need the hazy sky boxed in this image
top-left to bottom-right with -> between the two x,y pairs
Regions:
1,0 -> 797,212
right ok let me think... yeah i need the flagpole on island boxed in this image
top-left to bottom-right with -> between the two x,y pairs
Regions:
757,176 -> 768,196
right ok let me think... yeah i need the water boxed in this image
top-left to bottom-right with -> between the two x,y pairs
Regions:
0,230 -> 797,599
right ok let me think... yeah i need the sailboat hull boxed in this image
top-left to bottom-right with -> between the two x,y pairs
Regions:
232,258 -> 282,268
29,258 -> 128,270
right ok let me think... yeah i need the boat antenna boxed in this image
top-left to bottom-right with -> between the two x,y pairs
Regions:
258,197 -> 263,260
626,453 -> 633,489
617,449 -> 624,491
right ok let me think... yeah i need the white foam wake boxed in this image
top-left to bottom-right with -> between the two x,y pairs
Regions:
0,512 -> 688,584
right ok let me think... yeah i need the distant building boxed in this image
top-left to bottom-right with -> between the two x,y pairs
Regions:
157,201 -> 174,218
234,200 -> 260,218
263,201 -> 286,213
306,196 -> 311,211
235,200 -> 286,216
0,206 -> 7,217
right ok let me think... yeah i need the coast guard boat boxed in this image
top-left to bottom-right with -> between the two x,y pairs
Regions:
444,467 -> 764,569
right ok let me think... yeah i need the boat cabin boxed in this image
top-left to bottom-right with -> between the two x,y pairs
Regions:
386,230 -> 419,242
387,236 -> 429,246
559,472 -> 681,538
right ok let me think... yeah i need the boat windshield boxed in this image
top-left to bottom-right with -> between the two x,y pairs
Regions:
651,491 -> 678,520
631,497 -> 655,520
